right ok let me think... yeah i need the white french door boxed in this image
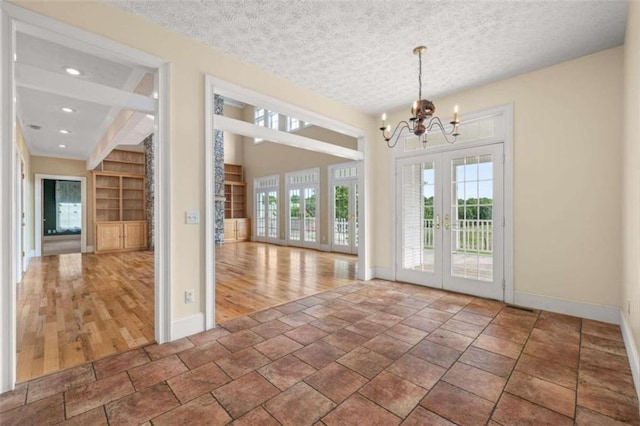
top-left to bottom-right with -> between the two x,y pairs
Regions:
331,181 -> 358,254
254,175 -> 279,244
396,143 -> 504,300
286,168 -> 320,249
255,189 -> 279,243
330,162 -> 359,254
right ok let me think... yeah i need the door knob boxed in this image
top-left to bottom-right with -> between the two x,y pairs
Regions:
435,215 -> 440,229
445,214 -> 450,230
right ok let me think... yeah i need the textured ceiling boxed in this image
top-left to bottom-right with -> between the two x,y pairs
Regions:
109,0 -> 628,116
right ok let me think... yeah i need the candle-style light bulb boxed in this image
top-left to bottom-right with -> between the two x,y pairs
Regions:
381,113 -> 386,128
453,104 -> 459,123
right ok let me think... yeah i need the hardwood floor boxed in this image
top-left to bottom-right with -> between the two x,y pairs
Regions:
16,243 -> 356,383
16,251 -> 155,383
215,242 -> 357,322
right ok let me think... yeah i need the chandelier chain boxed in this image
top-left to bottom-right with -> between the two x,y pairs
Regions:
418,50 -> 422,101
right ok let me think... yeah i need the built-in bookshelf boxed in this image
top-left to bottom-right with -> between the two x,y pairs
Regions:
224,164 -> 246,219
100,149 -> 145,175
223,163 -> 249,242
93,149 -> 148,253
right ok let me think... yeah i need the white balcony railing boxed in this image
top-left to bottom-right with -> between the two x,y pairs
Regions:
423,218 -> 493,253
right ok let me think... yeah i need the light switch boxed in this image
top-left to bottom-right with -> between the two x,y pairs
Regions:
185,211 -> 199,224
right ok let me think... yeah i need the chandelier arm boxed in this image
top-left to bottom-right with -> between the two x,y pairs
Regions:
382,121 -> 411,148
426,117 -> 459,144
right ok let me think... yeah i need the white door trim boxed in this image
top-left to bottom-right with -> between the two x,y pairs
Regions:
34,174 -> 87,256
0,1 -> 172,393
1,2 -> 18,393
390,103 -> 514,303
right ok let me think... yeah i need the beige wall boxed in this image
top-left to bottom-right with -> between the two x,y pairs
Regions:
15,123 -> 34,258
374,46 -> 624,308
242,126 -> 357,244
223,105 -> 244,165
15,1 -> 376,320
30,156 -> 95,248
622,1 -> 640,350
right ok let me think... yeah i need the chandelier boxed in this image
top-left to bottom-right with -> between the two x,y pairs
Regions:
380,46 -> 460,148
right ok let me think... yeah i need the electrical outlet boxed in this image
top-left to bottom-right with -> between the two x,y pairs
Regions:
185,211 -> 199,224
185,289 -> 195,304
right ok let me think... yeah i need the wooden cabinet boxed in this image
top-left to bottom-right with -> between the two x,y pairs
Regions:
224,218 -> 250,242
96,223 -> 122,252
124,222 -> 148,249
95,222 -> 148,253
93,164 -> 148,253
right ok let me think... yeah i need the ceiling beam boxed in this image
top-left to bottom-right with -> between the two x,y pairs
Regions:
15,63 -> 157,114
86,112 -> 153,170
213,115 -> 363,161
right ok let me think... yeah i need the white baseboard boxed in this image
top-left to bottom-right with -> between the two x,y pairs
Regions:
514,291 -> 619,324
23,249 -> 35,271
171,313 -> 205,340
320,244 -> 331,252
43,234 -> 81,241
620,310 -> 640,403
85,245 -> 95,253
373,267 -> 394,281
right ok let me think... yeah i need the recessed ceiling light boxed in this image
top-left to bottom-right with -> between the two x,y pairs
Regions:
63,67 -> 82,76
59,129 -> 70,134
61,107 -> 75,113
58,144 -> 66,149
153,92 -> 158,99
146,114 -> 155,120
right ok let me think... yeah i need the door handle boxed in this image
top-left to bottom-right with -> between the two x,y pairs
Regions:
435,215 -> 440,229
445,214 -> 450,230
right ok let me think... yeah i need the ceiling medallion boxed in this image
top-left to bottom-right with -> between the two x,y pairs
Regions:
380,45 -> 460,148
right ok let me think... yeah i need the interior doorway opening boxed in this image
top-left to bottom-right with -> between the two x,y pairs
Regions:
1,2 -> 171,391
205,77 -> 368,329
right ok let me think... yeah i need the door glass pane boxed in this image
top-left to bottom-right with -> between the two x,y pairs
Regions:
422,163 -> 435,272
268,191 -> 278,239
451,154 -> 493,281
334,185 -> 349,246
304,188 -> 317,242
289,189 -> 301,241
256,192 -> 266,237
401,161 -> 435,272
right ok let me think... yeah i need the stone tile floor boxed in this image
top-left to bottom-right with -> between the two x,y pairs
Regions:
1,279 -> 638,425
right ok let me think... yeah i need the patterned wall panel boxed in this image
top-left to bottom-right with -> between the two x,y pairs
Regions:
214,95 -> 225,244
144,135 -> 155,250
